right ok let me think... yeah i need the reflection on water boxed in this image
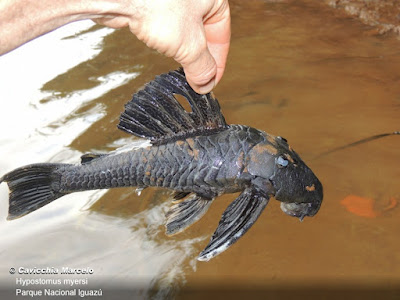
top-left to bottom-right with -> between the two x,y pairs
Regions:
0,18 -> 199,299
1,0 -> 400,298
0,191 -> 204,298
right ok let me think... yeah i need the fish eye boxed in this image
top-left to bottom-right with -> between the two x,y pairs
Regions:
277,136 -> 288,143
276,156 -> 289,168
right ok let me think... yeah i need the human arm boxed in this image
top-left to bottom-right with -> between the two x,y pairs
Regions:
0,0 -> 230,94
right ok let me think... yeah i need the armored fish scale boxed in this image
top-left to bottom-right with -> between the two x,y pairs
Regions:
58,125 -> 263,197
1,69 -> 323,261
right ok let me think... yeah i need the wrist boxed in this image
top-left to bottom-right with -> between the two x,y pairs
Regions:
0,0 -> 139,55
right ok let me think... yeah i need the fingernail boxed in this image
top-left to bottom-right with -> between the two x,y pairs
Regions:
198,79 -> 215,94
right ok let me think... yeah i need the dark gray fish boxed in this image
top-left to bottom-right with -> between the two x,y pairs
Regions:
0,69 -> 323,261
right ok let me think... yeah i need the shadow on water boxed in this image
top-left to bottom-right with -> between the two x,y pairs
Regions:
0,0 -> 400,299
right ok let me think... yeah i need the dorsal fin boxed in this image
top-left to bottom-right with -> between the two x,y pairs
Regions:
118,69 -> 229,145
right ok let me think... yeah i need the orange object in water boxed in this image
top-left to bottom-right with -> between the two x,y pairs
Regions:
341,195 -> 398,218
340,195 -> 379,218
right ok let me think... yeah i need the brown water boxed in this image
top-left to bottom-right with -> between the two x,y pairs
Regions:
0,0 -> 399,299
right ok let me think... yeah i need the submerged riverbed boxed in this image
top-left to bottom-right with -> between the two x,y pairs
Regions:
1,0 -> 399,299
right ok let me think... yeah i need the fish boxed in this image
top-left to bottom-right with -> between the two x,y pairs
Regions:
0,69 -> 323,261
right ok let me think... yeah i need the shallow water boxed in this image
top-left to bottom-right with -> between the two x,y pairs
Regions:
1,0 -> 399,299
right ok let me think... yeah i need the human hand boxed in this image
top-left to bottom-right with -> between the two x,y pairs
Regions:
0,0 -> 230,94
94,0 -> 231,94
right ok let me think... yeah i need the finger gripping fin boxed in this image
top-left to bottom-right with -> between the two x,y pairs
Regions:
197,188 -> 270,261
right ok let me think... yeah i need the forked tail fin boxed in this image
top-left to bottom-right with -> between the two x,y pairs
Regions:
0,163 -> 68,220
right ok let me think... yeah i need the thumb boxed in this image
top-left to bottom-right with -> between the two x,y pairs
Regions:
180,46 -> 217,95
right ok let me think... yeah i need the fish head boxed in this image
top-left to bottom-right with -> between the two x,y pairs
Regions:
247,134 -> 323,221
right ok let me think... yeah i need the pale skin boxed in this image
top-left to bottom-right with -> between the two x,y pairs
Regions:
0,0 -> 230,94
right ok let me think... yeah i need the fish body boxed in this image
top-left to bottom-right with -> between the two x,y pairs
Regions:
0,69 -> 323,261
57,125 -> 259,197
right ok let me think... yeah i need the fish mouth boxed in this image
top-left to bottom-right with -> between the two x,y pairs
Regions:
269,178 -> 311,220
280,201 -> 321,221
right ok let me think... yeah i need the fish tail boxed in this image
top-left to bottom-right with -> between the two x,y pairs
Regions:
0,163 -> 68,220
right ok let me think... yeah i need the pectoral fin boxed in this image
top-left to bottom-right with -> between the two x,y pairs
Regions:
165,195 -> 214,236
172,191 -> 191,201
197,188 -> 270,261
